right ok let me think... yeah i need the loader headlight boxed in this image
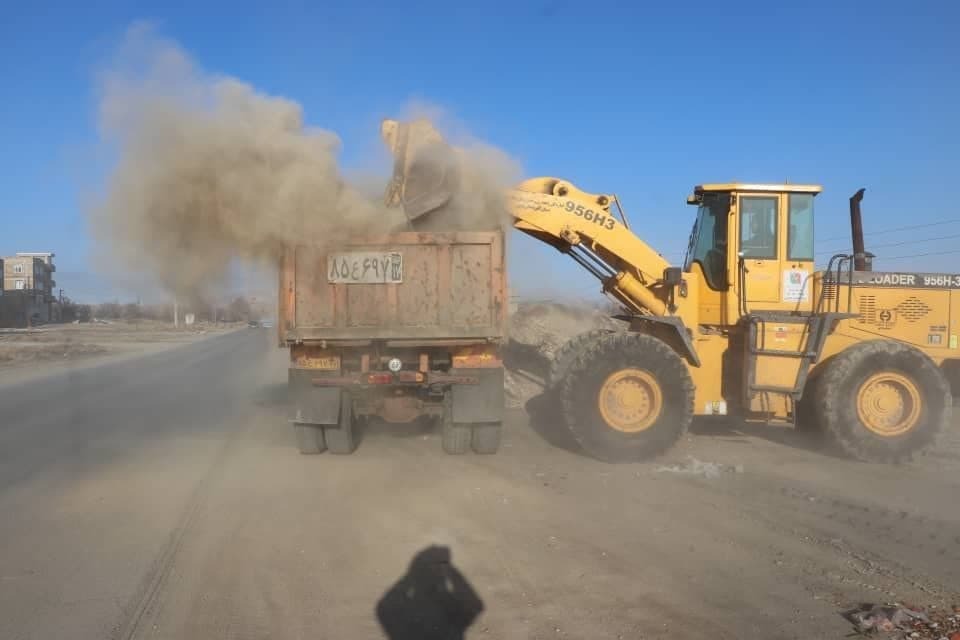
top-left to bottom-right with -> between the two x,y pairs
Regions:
387,357 -> 403,372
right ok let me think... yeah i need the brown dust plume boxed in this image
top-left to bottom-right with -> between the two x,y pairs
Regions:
88,25 -> 401,301
88,26 -> 522,302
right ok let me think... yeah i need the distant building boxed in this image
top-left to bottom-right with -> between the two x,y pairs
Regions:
0,252 -> 57,327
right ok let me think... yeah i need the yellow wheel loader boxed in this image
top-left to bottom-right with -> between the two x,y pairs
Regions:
381,119 -> 955,463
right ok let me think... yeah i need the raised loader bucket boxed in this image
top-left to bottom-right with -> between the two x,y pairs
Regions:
382,119 -> 461,227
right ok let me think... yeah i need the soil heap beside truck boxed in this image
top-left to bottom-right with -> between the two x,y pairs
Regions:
279,230 -> 507,455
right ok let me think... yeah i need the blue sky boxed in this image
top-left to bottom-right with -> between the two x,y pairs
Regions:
2,1 -> 958,303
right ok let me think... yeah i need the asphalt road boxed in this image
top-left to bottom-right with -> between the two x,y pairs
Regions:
1,329 -> 958,640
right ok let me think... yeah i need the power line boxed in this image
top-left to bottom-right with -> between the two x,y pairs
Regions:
816,247 -> 960,269
819,218 -> 960,242
876,248 -> 960,261
815,231 -> 960,256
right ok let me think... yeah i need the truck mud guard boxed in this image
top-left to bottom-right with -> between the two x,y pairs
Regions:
289,368 -> 341,424
450,368 -> 504,423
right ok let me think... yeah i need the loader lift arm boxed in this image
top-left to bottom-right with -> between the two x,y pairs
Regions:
380,119 -> 678,319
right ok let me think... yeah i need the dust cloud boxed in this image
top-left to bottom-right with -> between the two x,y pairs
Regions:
88,25 -> 519,302
393,105 -> 521,232
443,141 -> 520,232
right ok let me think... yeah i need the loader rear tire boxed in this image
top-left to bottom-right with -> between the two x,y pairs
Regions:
561,333 -> 694,462
816,340 -> 951,463
441,393 -> 470,454
796,364 -> 826,434
294,424 -> 326,455
324,392 -> 357,455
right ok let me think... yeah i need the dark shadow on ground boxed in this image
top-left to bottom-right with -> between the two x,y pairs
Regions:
524,391 -> 584,455
689,416 -> 846,459
376,545 -> 484,640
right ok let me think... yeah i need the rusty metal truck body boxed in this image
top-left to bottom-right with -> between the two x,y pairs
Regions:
278,230 -> 507,455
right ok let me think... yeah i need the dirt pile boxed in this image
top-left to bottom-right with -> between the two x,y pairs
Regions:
502,302 -> 621,408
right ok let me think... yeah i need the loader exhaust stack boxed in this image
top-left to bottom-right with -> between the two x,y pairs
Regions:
849,187 -> 871,272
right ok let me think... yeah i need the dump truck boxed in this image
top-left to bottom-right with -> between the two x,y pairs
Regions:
279,231 -> 507,455
382,118 -> 956,464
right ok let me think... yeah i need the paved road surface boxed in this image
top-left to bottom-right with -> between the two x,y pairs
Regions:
1,329 -> 958,639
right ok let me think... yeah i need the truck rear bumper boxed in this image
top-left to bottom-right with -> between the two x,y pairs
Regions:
287,367 -> 503,425
309,371 -> 479,386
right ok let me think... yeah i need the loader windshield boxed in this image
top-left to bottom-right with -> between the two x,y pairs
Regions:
684,193 -> 730,290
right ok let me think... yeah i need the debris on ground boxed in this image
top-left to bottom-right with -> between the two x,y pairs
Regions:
0,342 -> 109,364
503,301 -> 621,407
842,602 -> 960,638
654,456 -> 744,479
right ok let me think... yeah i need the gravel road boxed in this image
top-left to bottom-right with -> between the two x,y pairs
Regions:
1,329 -> 957,639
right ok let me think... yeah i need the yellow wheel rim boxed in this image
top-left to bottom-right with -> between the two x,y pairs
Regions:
856,372 -> 922,437
598,368 -> 663,433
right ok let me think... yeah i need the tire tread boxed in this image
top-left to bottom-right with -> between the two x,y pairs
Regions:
560,332 -> 694,462
816,340 -> 951,463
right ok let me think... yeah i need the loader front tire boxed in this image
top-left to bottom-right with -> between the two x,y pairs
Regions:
816,340 -> 951,463
548,329 -> 614,389
561,333 -> 694,462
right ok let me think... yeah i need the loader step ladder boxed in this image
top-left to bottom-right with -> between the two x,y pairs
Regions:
742,311 -> 852,425
742,254 -> 858,425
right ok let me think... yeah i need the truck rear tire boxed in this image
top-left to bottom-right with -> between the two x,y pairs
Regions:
324,392 -> 357,455
294,424 -> 325,455
471,422 -> 502,454
441,394 -> 470,454
561,333 -> 694,462
816,340 -> 951,463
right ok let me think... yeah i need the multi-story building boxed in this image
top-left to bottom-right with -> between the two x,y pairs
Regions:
0,252 -> 57,326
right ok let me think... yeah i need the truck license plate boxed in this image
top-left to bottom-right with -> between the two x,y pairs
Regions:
327,252 -> 403,284
298,356 -> 341,370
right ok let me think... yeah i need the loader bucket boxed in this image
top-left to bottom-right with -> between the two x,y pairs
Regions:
399,141 -> 460,223
382,118 -> 462,226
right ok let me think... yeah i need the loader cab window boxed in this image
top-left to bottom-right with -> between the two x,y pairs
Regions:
788,194 -> 815,261
684,193 -> 730,290
739,196 -> 778,259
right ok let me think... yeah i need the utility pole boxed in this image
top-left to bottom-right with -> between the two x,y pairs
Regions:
173,299 -> 179,328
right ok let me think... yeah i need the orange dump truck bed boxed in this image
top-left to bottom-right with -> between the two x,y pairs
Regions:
278,231 -> 507,344
278,230 -> 508,457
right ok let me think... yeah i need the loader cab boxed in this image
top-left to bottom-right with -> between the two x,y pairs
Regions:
684,183 -> 821,324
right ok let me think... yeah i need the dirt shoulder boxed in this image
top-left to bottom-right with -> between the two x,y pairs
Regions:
0,320 -> 247,386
